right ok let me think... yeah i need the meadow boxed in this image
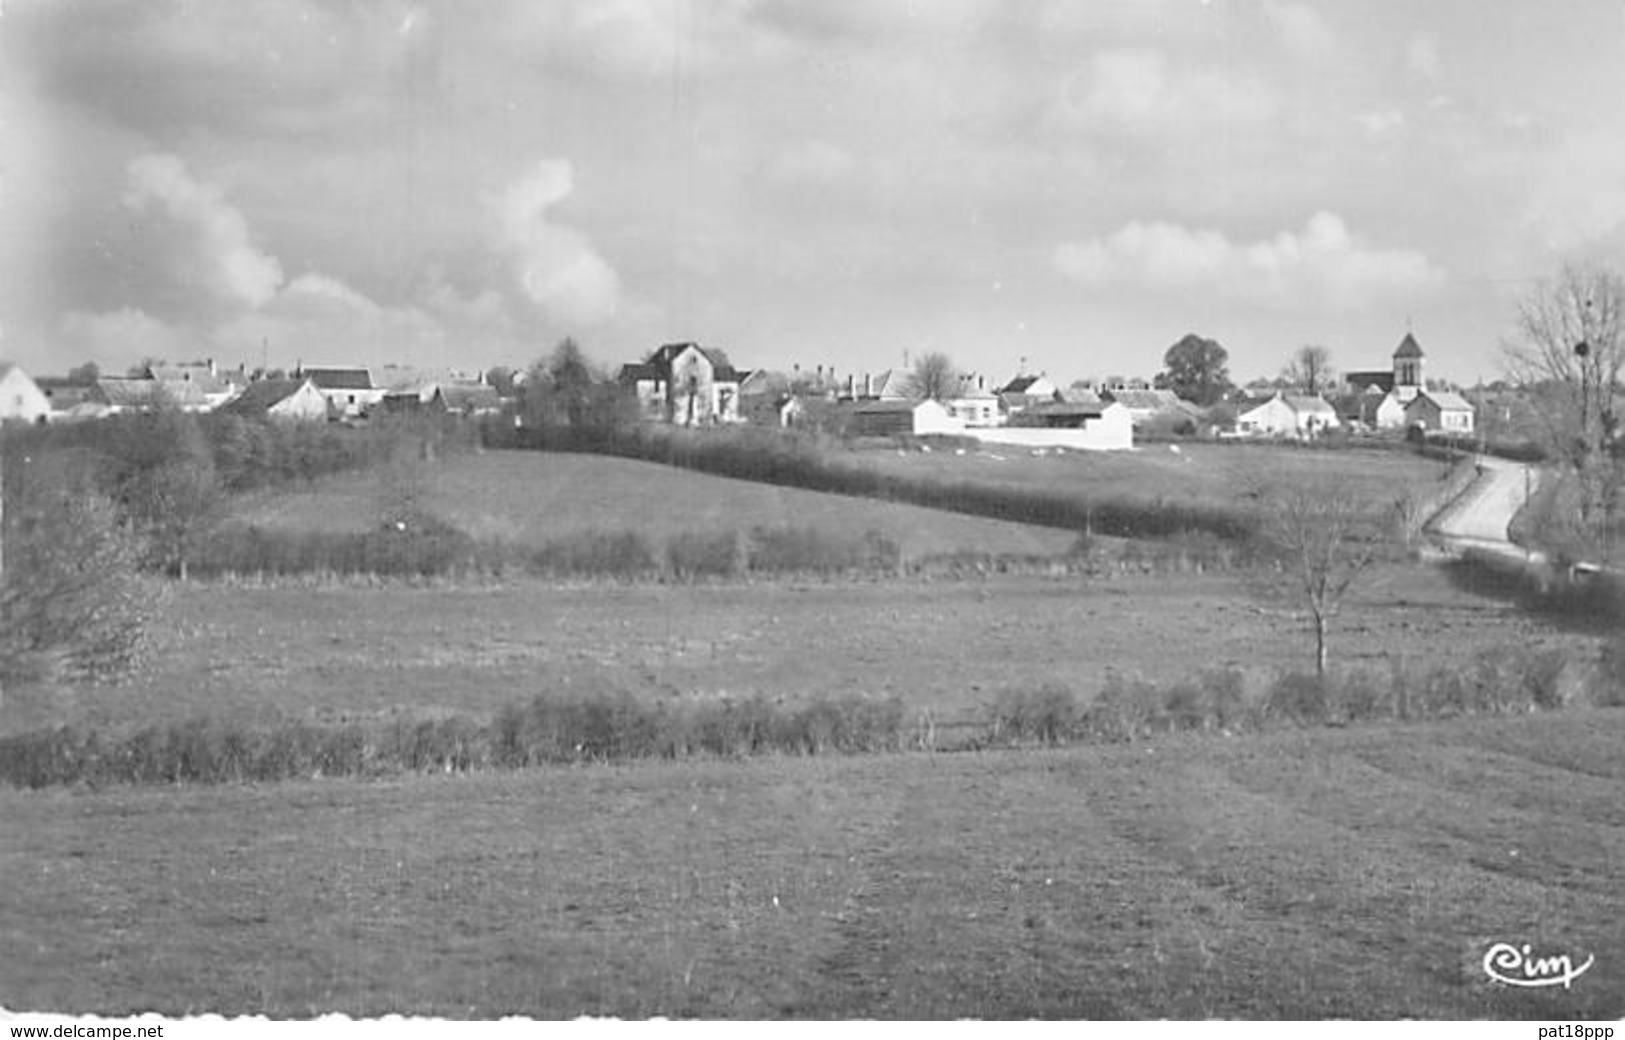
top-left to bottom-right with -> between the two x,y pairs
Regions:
3,710 -> 1620,1018
2,437 -> 1615,1020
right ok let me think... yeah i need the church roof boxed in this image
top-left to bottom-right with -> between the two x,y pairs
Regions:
1393,333 -> 1425,359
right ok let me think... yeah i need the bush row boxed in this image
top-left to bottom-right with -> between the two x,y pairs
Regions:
980,645 -> 1609,747
0,692 -> 909,789
187,521 -> 908,581
6,645 -> 1621,790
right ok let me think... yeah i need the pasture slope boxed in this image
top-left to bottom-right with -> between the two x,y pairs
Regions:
2,710 -> 1620,1019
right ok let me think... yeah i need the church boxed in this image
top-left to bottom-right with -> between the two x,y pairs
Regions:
1342,333 -> 1475,434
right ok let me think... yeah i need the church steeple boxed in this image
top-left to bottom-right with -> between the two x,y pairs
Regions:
1393,333 -> 1424,400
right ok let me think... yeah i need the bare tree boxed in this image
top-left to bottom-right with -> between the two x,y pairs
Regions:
905,351 -> 959,401
1283,344 -> 1335,396
1504,263 -> 1625,563
1256,482 -> 1386,677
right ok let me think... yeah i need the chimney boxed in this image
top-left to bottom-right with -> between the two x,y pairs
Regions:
864,372 -> 873,398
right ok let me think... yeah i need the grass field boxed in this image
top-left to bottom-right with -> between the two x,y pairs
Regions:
228,450 -> 1081,561
840,440 -> 1456,513
3,709 -> 1620,1018
0,565 -> 1593,739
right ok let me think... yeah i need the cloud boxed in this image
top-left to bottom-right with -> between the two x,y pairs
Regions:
56,307 -> 202,370
1263,2 -> 1335,56
1054,212 -> 1443,307
1051,48 -> 1277,131
1407,34 -> 1441,80
495,160 -> 622,327
768,140 -> 857,184
122,153 -> 285,309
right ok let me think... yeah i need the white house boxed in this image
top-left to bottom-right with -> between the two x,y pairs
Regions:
300,366 -> 387,419
0,363 -> 51,423
1236,393 -> 1341,438
1403,389 -> 1475,434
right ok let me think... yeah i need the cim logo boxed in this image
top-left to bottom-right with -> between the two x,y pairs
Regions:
1482,941 -> 1595,989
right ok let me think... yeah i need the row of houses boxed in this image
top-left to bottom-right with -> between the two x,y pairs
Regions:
9,361 -> 505,425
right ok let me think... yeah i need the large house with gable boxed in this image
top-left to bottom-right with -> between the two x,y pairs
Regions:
617,342 -> 743,425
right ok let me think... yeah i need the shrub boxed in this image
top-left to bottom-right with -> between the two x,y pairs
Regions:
529,531 -> 659,579
988,684 -> 1080,745
666,530 -> 746,580
1084,671 -> 1163,742
1263,672 -> 1329,727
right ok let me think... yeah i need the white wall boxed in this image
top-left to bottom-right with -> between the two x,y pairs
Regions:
964,404 -> 1133,451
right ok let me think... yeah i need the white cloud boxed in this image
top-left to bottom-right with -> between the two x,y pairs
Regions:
1052,48 -> 1277,131
57,307 -> 201,370
1054,211 -> 1443,307
1263,2 -> 1335,56
496,160 -> 622,327
122,153 -> 284,309
1407,33 -> 1441,80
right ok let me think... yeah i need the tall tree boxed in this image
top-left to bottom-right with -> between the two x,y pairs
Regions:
1283,344 -> 1335,396
905,351 -> 958,402
1155,333 -> 1233,405
1504,263 -> 1625,562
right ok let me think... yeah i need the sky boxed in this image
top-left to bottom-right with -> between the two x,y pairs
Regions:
6,0 -> 1625,387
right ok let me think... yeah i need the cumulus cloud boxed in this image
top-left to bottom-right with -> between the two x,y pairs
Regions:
57,307 -> 201,370
1054,212 -> 1443,307
496,160 -> 621,327
122,153 -> 284,309
1052,48 -> 1277,131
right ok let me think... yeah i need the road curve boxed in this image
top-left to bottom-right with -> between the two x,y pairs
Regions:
1426,454 -> 1545,564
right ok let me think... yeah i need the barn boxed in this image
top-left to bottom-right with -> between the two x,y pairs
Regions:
850,398 -> 965,438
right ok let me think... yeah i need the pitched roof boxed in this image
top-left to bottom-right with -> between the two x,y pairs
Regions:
1105,388 -> 1185,411
216,379 -> 307,416
1393,333 -> 1425,359
1026,400 -> 1105,420
1283,394 -> 1336,415
1411,389 -> 1474,412
302,366 -> 374,390
999,374 -> 1050,395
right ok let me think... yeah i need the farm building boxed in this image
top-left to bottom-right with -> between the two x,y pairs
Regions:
217,378 -> 330,421
0,363 -> 52,423
1403,389 -> 1475,434
944,376 -> 1001,427
971,400 -> 1133,451
995,373 -> 1060,416
1103,388 -> 1202,430
850,398 -> 965,438
1236,393 -> 1340,438
618,342 -> 743,425
144,360 -> 245,411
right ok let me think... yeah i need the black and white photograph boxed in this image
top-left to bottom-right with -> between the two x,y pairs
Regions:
1,0 -> 1622,1023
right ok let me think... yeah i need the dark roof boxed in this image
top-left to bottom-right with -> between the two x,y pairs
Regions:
302,367 -> 373,390
618,362 -> 658,383
853,398 -> 934,414
999,375 -> 1046,395
1344,370 -> 1395,393
217,379 -> 306,416
1027,401 -> 1105,420
1393,333 -> 1424,360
